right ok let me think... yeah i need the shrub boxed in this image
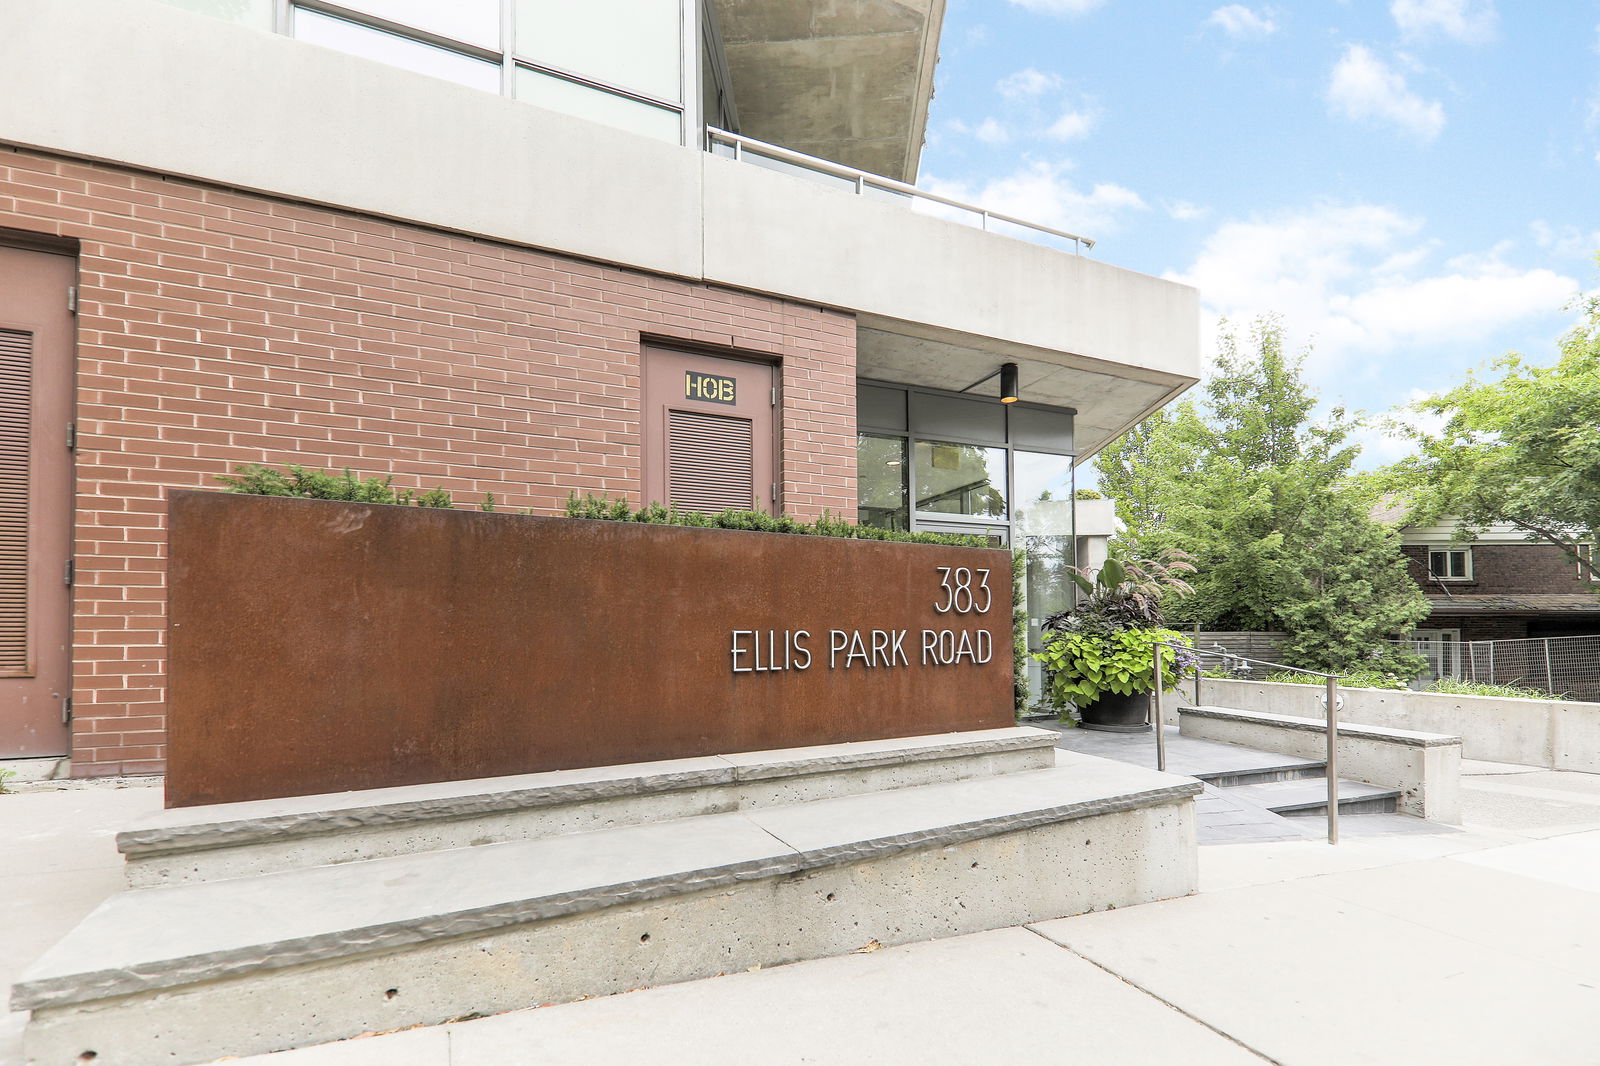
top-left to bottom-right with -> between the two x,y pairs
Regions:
1425,677 -> 1567,701
561,492 -> 992,547
1262,669 -> 1409,690
1035,628 -> 1192,707
219,464 -> 457,508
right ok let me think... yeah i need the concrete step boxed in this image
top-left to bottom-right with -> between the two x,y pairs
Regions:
1223,778 -> 1400,817
15,751 -> 1201,1066
1193,761 -> 1325,788
117,727 -> 1058,887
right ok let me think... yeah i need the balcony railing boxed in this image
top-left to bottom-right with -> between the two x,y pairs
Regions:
705,127 -> 1096,256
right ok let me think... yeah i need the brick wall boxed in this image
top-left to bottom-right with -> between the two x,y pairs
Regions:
0,146 -> 858,777
1403,543 -> 1594,595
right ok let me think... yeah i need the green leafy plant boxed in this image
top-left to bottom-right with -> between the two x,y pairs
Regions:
218,465 -> 456,508
1058,549 -> 1196,631
1263,669 -> 1409,690
562,492 -> 992,547
1034,548 -> 1198,710
0,767 -> 15,795
1034,627 -> 1191,705
1425,677 -> 1567,701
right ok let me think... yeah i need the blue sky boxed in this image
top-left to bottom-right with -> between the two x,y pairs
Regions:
917,0 -> 1600,467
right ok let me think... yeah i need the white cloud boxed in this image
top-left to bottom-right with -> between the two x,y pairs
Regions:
1168,204 -> 1576,385
1007,0 -> 1107,15
998,68 -> 1062,99
1391,0 -> 1497,44
1326,44 -> 1445,141
1046,108 -> 1097,141
974,118 -> 1010,145
1529,220 -> 1593,260
920,161 -> 1147,239
1166,200 -> 1211,221
1208,5 -> 1277,40
1353,389 -> 1449,465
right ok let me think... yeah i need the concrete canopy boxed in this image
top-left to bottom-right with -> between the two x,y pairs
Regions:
856,317 -> 1197,463
712,0 -> 945,182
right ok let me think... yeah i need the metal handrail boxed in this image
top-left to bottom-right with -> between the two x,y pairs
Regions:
704,127 -> 1097,255
1152,643 -> 1343,845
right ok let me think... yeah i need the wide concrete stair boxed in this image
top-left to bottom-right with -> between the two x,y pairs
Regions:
12,727 -> 1201,1066
1198,758 -> 1401,818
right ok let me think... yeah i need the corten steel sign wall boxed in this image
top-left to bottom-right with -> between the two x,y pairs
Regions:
166,491 -> 1015,807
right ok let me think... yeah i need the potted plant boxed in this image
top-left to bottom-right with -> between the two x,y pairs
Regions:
1034,551 -> 1197,732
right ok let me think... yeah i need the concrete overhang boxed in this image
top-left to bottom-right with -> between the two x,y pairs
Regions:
856,318 -> 1195,462
712,0 -> 944,182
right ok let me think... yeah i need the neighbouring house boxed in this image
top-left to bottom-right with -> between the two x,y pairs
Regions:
0,0 -> 1200,777
1397,520 -> 1600,669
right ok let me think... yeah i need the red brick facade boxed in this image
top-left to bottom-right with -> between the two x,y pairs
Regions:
1402,543 -> 1595,596
0,146 -> 858,777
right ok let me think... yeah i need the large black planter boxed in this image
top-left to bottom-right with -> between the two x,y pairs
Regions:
1077,691 -> 1152,733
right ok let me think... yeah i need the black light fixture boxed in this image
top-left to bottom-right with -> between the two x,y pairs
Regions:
958,362 -> 1023,403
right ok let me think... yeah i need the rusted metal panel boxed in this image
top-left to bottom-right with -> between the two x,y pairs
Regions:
166,491 -> 1014,807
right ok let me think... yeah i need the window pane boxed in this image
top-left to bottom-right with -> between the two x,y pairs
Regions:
335,0 -> 500,47
295,9 -> 501,92
857,435 -> 908,531
913,441 -> 1007,519
515,68 -> 681,141
157,0 -> 273,30
1012,451 -> 1073,534
516,0 -> 682,102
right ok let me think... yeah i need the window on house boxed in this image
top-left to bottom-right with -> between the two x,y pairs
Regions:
1579,543 -> 1600,582
1428,549 -> 1472,581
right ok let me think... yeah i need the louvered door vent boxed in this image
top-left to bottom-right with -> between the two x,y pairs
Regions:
0,329 -> 30,674
668,409 -> 755,515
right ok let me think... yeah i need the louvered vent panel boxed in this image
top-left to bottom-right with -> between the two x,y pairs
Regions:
668,409 -> 755,515
0,330 -> 30,674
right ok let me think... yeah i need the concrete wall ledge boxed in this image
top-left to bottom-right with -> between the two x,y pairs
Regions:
1181,706 -> 1462,747
1180,705 -> 1461,823
1198,677 -> 1600,773
118,727 -> 1061,886
18,753 -> 1198,1064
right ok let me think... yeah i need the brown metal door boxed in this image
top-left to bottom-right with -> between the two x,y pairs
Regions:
0,246 -> 74,756
643,348 -> 775,514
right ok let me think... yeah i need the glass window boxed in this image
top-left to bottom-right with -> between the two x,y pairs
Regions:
294,9 -> 501,92
1012,451 -> 1073,535
516,0 -> 682,102
913,441 -> 1007,519
857,435 -> 909,531
909,391 -> 1007,444
336,0 -> 500,47
1009,405 -> 1074,453
1427,549 -> 1472,580
515,68 -> 681,141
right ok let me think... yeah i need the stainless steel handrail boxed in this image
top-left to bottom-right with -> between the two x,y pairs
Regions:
1152,644 -> 1343,845
704,127 -> 1097,255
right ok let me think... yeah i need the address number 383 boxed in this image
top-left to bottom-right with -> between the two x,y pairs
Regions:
933,567 -> 991,615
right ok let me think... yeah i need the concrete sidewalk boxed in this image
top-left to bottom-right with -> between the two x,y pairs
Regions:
6,762 -> 1600,1066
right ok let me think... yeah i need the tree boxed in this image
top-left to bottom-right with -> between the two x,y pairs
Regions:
1391,284 -> 1600,579
1096,315 -> 1428,673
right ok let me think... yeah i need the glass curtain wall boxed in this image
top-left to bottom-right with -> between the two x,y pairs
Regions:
857,381 -> 1076,707
161,0 -> 697,143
